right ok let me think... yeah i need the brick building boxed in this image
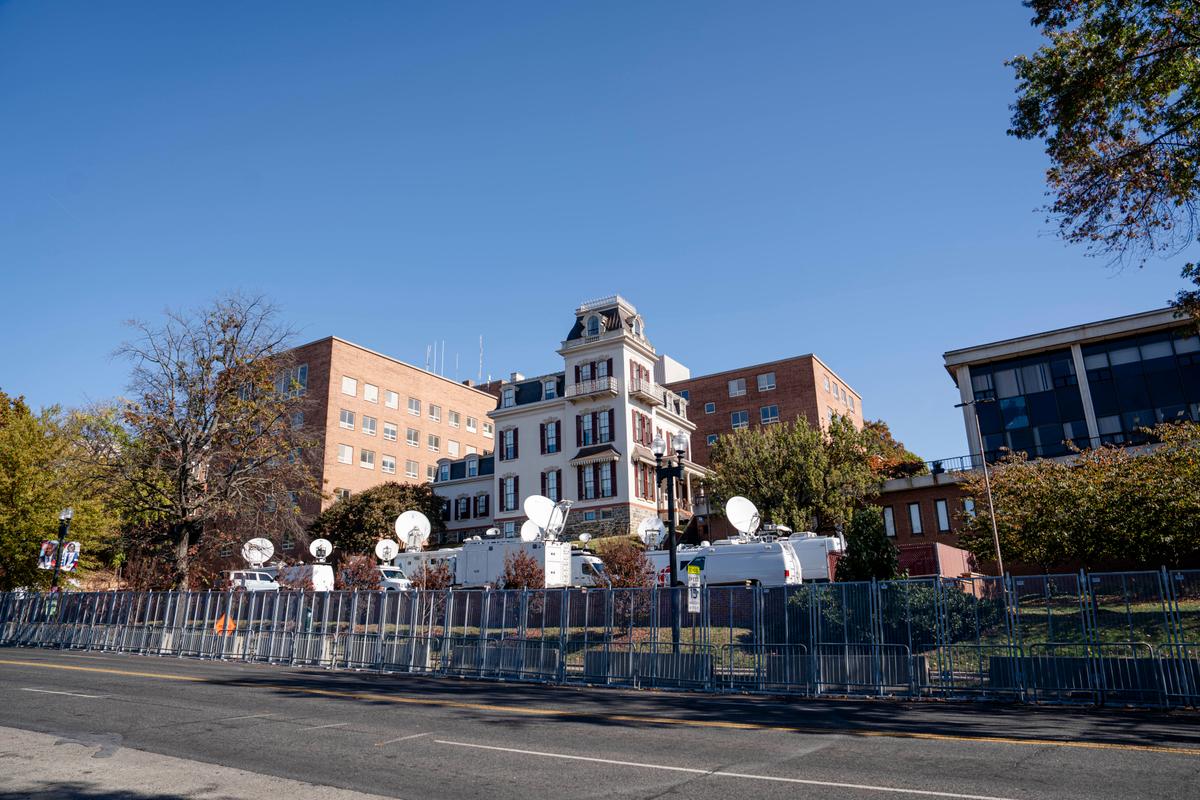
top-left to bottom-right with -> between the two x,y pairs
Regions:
284,336 -> 498,513
666,354 -> 863,467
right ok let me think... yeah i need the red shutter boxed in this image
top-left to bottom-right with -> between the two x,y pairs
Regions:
514,476 -> 519,510
513,428 -> 519,459
609,461 -> 617,497
576,415 -> 582,446
631,410 -> 638,444
591,413 -> 598,443
556,470 -> 562,502
539,423 -> 546,455
606,358 -> 613,378
574,365 -> 580,383
608,409 -> 615,442
541,471 -> 547,497
576,467 -> 584,499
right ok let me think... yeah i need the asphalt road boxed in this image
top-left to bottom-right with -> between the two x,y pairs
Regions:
0,649 -> 1198,800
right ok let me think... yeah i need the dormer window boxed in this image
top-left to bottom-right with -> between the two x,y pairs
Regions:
543,379 -> 557,400
631,316 -> 642,338
502,387 -> 515,408
467,457 -> 479,477
586,315 -> 601,337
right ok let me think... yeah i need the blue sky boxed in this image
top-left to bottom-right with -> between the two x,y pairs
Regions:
0,2 -> 1187,459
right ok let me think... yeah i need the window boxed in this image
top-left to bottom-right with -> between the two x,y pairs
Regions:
466,416 -> 478,433
579,362 -> 593,381
680,389 -> 689,401
583,511 -> 597,522
290,411 -> 304,429
385,390 -> 398,409
361,415 -> 377,436
757,372 -> 776,391
381,455 -> 396,474
543,420 -> 560,454
341,376 -> 357,396
824,376 -> 830,392
847,394 -> 855,412
467,457 -> 479,477
586,315 -> 600,337
465,445 -> 477,456
439,464 -> 450,482
339,409 -> 355,429
501,428 -> 518,460
448,440 -> 460,457
908,503 -> 923,535
827,406 -> 836,423
963,498 -> 976,517
760,405 -> 779,425
428,434 -> 440,452
408,397 -> 421,416
704,402 -> 716,414
426,465 -> 436,481
502,387 -> 515,408
337,444 -> 353,464
731,410 -> 749,430
456,497 -> 470,519
582,466 -> 596,499
598,410 -> 611,443
883,507 -> 895,537
935,499 -> 951,532
405,459 -> 418,478
406,428 -> 419,447
581,413 -> 595,446
335,488 -> 351,501
502,521 -> 516,537
276,363 -> 308,397
600,509 -> 613,520
475,494 -> 489,516
449,410 -> 460,428
429,404 -> 441,422
728,378 -> 747,397
599,463 -> 613,497
502,477 -> 518,511
707,434 -> 718,446
383,422 -> 397,441
544,469 -> 560,501
483,422 -> 494,438
544,380 -> 557,400
360,449 -> 375,469
364,383 -> 378,403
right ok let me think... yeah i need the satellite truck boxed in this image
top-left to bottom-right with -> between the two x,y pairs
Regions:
641,497 -> 841,587
454,496 -> 574,588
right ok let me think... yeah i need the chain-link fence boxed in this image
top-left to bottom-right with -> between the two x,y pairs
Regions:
2,568 -> 1197,708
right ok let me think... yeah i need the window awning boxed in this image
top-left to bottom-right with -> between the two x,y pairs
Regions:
570,444 -> 622,466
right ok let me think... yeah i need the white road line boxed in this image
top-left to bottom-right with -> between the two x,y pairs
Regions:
20,688 -> 107,699
217,713 -> 274,722
375,732 -> 431,747
302,722 -> 348,730
434,740 -> 1022,800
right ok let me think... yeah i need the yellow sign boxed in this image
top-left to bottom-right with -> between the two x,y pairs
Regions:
687,564 -> 701,576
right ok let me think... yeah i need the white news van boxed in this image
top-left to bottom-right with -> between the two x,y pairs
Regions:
395,547 -> 460,579
779,534 -> 844,582
571,550 -> 609,587
455,538 -> 572,588
645,539 -> 802,587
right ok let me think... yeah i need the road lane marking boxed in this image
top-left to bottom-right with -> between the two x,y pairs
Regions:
376,732 -> 430,746
20,688 -> 107,699
217,713 -> 274,722
434,739 -> 1022,800
1,657 -> 1197,758
302,722 -> 348,730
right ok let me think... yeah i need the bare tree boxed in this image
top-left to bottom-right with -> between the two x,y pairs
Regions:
83,294 -> 317,588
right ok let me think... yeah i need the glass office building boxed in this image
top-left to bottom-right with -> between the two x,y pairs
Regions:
945,308 -> 1200,462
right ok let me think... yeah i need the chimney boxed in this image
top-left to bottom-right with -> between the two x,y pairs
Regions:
510,372 -> 525,383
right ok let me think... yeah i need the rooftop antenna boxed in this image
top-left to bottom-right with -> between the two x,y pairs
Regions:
478,335 -> 484,383
454,352 -> 459,380
425,344 -> 432,372
440,340 -> 446,376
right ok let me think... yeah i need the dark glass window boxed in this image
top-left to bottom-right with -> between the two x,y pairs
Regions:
967,348 -> 1085,459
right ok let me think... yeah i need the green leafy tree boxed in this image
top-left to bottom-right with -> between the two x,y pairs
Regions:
0,392 -> 121,590
957,422 -> 1200,570
308,481 -> 444,556
707,414 -> 880,533
79,295 -> 317,588
1009,1 -> 1200,265
835,506 -> 899,582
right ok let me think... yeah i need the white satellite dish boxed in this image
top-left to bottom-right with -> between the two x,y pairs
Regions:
241,538 -> 274,567
309,538 -> 333,562
395,510 -> 432,550
519,520 -> 541,542
637,516 -> 667,548
485,527 -> 500,538
726,496 -> 761,536
523,495 -> 555,529
579,533 -> 591,544
374,539 -> 400,562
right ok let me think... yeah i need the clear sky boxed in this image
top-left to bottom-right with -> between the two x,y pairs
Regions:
0,2 -> 1188,460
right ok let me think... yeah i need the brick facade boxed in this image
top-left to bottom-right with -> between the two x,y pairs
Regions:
286,337 -> 498,512
875,474 -> 972,547
666,354 -> 863,467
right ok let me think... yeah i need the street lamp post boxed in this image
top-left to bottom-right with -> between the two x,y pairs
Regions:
652,431 -> 689,649
955,399 -> 1005,577
51,507 -> 73,591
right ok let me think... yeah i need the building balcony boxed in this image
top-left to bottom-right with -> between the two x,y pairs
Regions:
629,377 -> 663,406
566,376 -> 619,401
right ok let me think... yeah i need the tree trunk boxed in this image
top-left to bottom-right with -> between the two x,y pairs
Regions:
172,521 -> 199,590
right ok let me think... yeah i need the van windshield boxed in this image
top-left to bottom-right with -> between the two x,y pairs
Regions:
582,562 -> 606,577
380,567 -> 407,579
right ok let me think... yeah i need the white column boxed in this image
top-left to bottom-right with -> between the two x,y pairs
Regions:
1070,343 -> 1100,441
955,365 -> 979,456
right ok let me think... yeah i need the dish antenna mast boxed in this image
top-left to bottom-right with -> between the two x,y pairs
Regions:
395,510 -> 432,551
637,516 -> 667,548
241,538 -> 274,568
725,496 -> 762,538
522,495 -> 573,541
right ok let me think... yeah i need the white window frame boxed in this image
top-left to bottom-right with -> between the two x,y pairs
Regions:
467,457 -> 479,478
428,404 -> 441,422
408,397 -> 421,416
428,434 -> 440,452
760,405 -> 779,425
405,459 -> 419,478
544,380 -> 557,400
381,455 -> 396,474
706,434 -> 718,446
406,428 -> 419,447
908,502 -> 923,534
728,378 -> 746,397
936,499 -> 951,532
341,376 -> 357,396
757,372 -> 776,391
545,470 -> 559,501
360,449 -> 375,470
731,410 -> 749,430
337,443 -> 353,464
466,417 -> 478,433
363,383 -> 379,403
883,507 -> 896,537
448,440 -> 460,457
502,388 -> 515,408
339,409 -> 355,430
361,415 -> 377,436
383,422 -> 397,442
449,410 -> 460,428
385,390 -> 399,409
483,422 -> 494,438
704,402 -> 716,414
